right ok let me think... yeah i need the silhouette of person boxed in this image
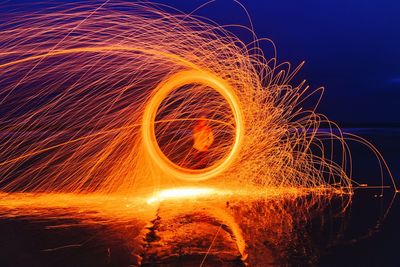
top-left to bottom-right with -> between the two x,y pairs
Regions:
192,117 -> 214,169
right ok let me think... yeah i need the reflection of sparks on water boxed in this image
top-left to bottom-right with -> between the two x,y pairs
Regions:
145,186 -> 346,205
0,188 -> 352,265
0,186 -> 340,219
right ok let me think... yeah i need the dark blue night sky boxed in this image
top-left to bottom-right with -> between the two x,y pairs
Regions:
6,0 -> 400,125
164,0 -> 400,126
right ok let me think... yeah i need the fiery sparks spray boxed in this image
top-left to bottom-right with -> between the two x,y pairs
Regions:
0,1 -> 396,199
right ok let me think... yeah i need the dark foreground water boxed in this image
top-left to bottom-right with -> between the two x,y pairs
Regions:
317,128 -> 400,267
0,128 -> 398,267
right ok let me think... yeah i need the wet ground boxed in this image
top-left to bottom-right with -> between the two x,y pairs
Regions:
0,128 -> 398,266
0,191 -> 397,266
0,187 -> 344,267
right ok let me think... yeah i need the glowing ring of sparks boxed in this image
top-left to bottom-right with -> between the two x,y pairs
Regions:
142,70 -> 244,181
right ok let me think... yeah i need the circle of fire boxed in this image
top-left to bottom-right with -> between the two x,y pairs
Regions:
142,70 -> 244,181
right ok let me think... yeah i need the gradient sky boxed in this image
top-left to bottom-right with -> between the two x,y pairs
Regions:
7,0 -> 400,125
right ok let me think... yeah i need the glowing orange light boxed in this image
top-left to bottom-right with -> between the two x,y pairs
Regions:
193,117 -> 214,152
142,70 -> 244,182
146,187 -> 224,204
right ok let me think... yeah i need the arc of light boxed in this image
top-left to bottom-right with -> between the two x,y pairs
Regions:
141,69 -> 244,181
